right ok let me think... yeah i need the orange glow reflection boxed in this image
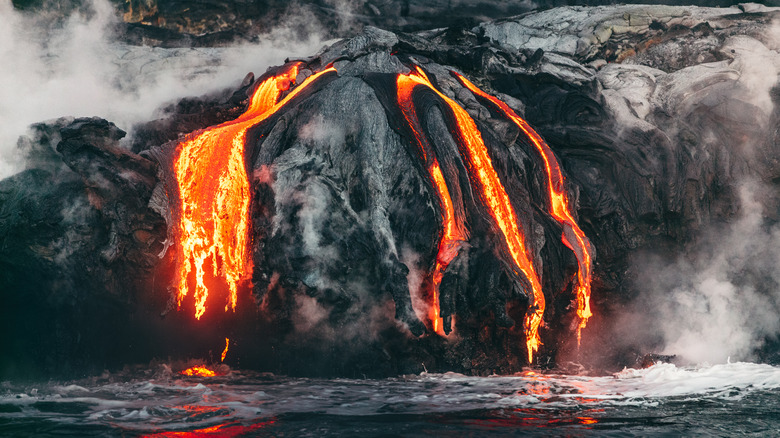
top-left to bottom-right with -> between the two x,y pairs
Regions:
463,412 -> 599,429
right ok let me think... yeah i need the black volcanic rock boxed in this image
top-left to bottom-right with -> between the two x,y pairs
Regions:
112,0 -> 778,44
1,117 -> 168,378
3,4 -> 780,378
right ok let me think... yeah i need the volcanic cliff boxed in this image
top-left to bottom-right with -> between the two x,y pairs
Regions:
3,3 -> 780,378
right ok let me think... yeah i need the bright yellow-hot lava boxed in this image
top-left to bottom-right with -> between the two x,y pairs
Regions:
221,337 -> 229,362
397,66 -> 545,362
453,72 -> 593,345
173,63 -> 336,319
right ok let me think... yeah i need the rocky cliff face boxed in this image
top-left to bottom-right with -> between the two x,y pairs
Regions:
3,4 -> 780,378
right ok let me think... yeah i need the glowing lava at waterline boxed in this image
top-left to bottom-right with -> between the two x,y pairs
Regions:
397,66 -> 546,362
453,72 -> 594,345
173,63 -> 336,319
180,365 -> 217,377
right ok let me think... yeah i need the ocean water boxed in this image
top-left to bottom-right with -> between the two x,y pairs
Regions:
1,362 -> 779,437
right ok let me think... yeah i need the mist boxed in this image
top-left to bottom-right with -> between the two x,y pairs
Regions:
0,0 -> 331,179
622,27 -> 780,365
630,184 -> 780,364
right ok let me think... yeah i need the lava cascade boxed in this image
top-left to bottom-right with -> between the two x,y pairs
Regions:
397,72 -> 468,335
173,63 -> 336,319
453,72 -> 594,343
396,66 -> 545,362
173,57 -> 585,364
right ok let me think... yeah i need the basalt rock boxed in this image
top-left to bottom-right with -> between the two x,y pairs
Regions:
3,4 -> 780,378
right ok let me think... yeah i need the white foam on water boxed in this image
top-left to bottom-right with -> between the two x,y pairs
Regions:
2,361 -> 779,433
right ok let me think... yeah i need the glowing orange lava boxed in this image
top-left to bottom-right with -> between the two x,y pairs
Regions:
397,66 -> 545,362
397,72 -> 467,335
221,338 -> 229,362
173,63 -> 336,319
180,365 -> 217,377
453,72 -> 593,345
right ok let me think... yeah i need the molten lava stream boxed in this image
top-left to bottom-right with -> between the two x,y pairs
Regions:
174,63 -> 336,319
180,365 -> 217,377
453,72 -> 593,344
397,66 -> 545,363
221,337 -> 229,362
428,161 -> 464,335
397,73 -> 467,335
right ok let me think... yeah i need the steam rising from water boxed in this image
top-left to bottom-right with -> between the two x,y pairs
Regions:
628,27 -> 780,364
0,0 -> 329,179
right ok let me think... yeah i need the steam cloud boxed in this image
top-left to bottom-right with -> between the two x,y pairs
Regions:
0,0 -> 330,179
287,124 -> 407,344
628,26 -> 780,365
636,184 -> 780,364
401,245 -> 428,324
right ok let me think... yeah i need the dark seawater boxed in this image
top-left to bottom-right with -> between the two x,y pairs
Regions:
2,362 -> 779,437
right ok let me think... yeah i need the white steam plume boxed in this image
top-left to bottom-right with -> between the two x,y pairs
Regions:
620,26 -> 780,366
0,0 -> 330,179
645,184 -> 780,364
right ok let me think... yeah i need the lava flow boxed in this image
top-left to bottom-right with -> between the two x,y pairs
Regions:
453,72 -> 593,344
397,66 -> 545,362
221,338 -> 229,362
397,72 -> 468,335
173,63 -> 336,319
180,365 -> 217,377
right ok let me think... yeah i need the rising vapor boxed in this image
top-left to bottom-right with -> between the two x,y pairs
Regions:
0,0 -> 330,179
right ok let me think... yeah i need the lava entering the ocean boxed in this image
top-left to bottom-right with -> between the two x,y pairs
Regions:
180,365 -> 217,377
221,338 -> 229,362
453,72 -> 594,344
396,66 -> 545,362
173,63 -> 336,319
